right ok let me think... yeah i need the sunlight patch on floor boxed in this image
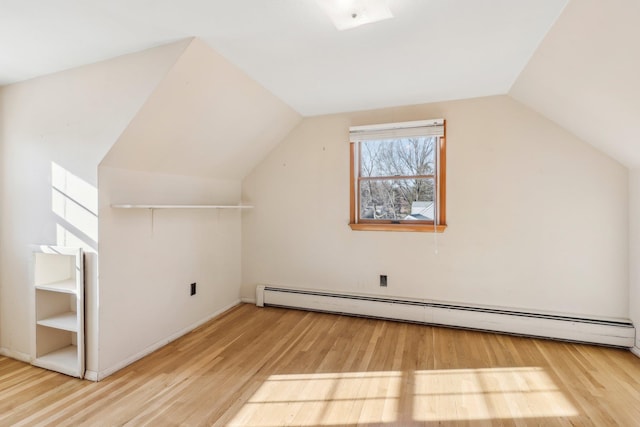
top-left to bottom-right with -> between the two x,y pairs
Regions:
227,367 -> 577,426
228,371 -> 401,426
413,367 -> 578,421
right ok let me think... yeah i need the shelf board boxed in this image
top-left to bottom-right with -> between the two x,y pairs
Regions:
37,312 -> 78,332
33,345 -> 81,378
111,204 -> 254,209
35,279 -> 77,294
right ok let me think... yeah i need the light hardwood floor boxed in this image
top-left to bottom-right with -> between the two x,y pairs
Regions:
1,303 -> 640,426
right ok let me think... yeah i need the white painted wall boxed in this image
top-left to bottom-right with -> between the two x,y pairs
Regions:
0,41 -> 188,369
0,86 -> 4,345
97,167 -> 242,377
1,35 -> 300,378
94,38 -> 300,378
242,95 -> 629,320
629,170 -> 640,351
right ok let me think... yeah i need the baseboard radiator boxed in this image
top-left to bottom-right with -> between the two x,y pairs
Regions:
256,285 -> 635,348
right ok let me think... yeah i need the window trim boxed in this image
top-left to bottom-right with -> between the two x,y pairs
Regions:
349,121 -> 447,232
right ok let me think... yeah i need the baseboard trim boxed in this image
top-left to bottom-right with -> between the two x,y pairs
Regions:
632,346 -> 640,359
241,297 -> 256,304
96,300 -> 241,381
84,370 -> 99,382
0,347 -> 31,363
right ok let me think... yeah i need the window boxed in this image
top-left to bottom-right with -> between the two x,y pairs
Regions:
349,119 -> 446,232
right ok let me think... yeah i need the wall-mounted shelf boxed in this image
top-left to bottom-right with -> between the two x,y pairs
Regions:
111,204 -> 253,233
111,204 -> 253,209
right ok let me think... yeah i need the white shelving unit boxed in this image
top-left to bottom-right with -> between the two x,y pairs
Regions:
32,246 -> 84,379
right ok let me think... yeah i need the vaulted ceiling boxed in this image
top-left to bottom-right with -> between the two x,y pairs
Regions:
0,0 -> 566,115
2,0 -> 639,168
101,39 -> 301,180
510,0 -> 640,169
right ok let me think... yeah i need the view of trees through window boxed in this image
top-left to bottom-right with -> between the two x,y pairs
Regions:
359,136 -> 436,221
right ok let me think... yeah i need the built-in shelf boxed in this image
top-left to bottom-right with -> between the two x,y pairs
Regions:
32,345 -> 79,377
37,312 -> 78,332
32,246 -> 84,379
111,204 -> 254,209
35,279 -> 77,294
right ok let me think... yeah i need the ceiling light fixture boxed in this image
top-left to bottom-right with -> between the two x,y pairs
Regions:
316,0 -> 394,31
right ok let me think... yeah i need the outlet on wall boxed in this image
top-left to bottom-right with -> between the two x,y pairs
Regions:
380,275 -> 387,287
190,282 -> 197,296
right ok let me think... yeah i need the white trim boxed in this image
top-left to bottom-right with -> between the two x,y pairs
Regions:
350,119 -> 444,132
241,296 -> 256,304
95,300 -> 241,381
83,370 -> 99,382
256,284 -> 265,307
349,119 -> 445,141
0,347 -> 31,363
632,346 -> 640,359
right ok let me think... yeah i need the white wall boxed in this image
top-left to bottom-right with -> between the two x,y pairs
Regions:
629,170 -> 640,351
1,36 -> 300,379
94,38 -> 300,378
242,95 -> 629,320
97,167 -> 242,377
0,41 -> 188,369
0,86 -> 4,342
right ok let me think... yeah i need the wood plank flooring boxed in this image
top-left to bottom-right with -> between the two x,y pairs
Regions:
1,303 -> 640,426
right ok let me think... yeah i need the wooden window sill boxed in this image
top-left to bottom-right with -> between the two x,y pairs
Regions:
349,223 -> 447,233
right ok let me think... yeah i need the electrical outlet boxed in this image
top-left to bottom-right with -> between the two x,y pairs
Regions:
190,282 -> 197,296
380,275 -> 387,287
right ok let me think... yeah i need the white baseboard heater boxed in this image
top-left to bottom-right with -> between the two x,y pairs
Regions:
256,285 -> 635,348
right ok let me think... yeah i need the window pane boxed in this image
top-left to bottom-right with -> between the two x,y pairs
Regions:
360,137 -> 436,178
359,178 -> 435,221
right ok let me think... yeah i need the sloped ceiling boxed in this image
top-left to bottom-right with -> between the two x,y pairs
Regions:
0,0 -> 567,116
3,1 -> 638,169
510,0 -> 640,168
100,38 -> 301,180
